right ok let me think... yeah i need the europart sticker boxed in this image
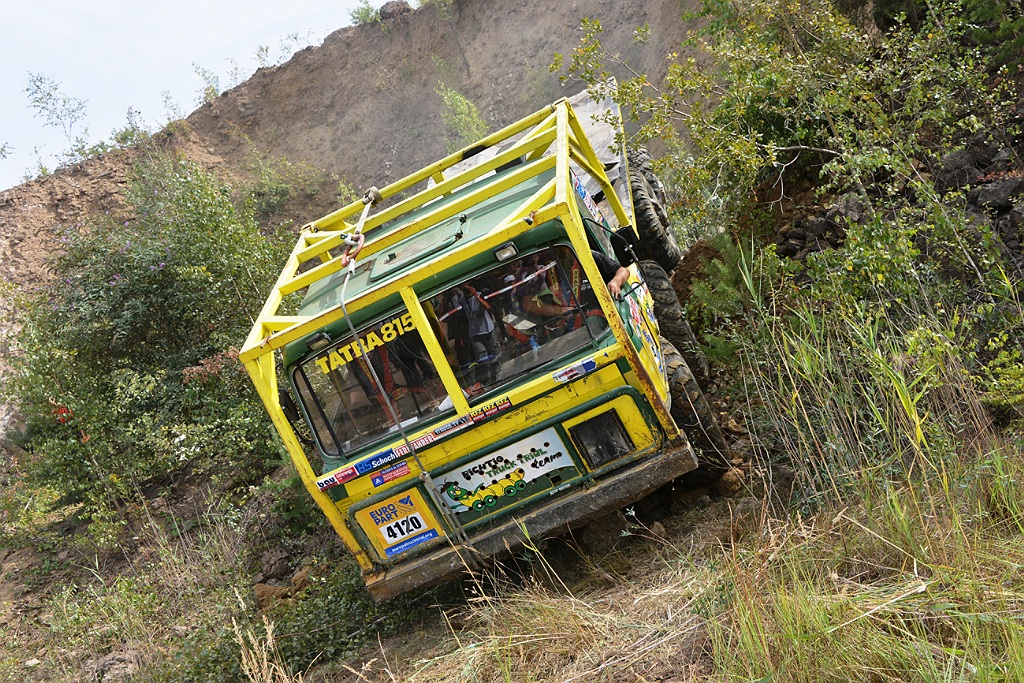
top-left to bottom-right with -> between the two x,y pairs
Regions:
371,461 -> 411,487
553,356 -> 598,383
355,489 -> 442,558
470,397 -> 512,423
316,465 -> 356,492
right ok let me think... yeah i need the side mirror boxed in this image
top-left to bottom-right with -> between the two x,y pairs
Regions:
278,388 -> 314,446
610,226 -> 639,267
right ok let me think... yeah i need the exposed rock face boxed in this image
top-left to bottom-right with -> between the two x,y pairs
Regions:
933,133 -> 998,193
774,198 -> 857,261
380,1 -> 412,20
969,177 -> 1024,210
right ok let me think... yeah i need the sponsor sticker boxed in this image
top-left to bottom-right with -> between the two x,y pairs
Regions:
552,356 -> 598,383
470,397 -> 512,423
371,461 -> 411,487
435,427 -> 573,514
355,489 -> 442,558
315,465 -> 356,492
393,433 -> 434,456
432,415 -> 471,437
354,448 -> 403,475
570,169 -> 609,228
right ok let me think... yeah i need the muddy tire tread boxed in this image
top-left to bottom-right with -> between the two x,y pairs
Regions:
640,260 -> 711,388
662,337 -> 730,483
627,148 -> 683,272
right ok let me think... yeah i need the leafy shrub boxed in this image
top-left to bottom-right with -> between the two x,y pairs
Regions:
556,0 -> 1003,239
349,0 -> 381,26
6,149 -> 291,526
436,82 -> 489,153
243,143 -> 325,217
167,556 -> 428,682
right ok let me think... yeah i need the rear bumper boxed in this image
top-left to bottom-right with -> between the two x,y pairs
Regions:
366,443 -> 698,600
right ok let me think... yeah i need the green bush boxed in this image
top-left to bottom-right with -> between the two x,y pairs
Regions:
243,143 -> 324,217
6,150 -> 291,527
349,0 -> 381,26
436,81 -> 489,153
556,0 -> 1002,239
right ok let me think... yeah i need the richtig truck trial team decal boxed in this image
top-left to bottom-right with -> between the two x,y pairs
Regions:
435,427 -> 572,514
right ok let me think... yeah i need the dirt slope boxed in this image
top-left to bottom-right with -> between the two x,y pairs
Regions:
0,0 -> 701,339
183,0 -> 699,192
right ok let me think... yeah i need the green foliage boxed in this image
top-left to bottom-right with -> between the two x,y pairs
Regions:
418,0 -> 454,19
964,0 -> 1024,70
169,556 -> 428,682
435,81 -> 489,153
335,175 -> 360,205
24,72 -> 88,146
6,149 -> 290,523
557,1 -> 1003,240
243,142 -> 324,217
349,0 -> 381,25
193,63 -> 221,104
0,142 -> 10,159
110,107 -> 151,148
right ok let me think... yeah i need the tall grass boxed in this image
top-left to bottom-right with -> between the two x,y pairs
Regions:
43,499 -> 253,679
697,242 -> 1024,680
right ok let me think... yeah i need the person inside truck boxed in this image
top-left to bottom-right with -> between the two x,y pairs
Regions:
519,249 -> 628,323
454,282 -> 501,388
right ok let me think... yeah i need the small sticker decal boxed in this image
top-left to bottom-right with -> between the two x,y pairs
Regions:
354,448 -> 402,476
371,461 -> 411,487
432,415 -> 471,437
316,466 -> 356,492
470,397 -> 513,423
552,356 -> 598,383
570,168 -> 609,228
393,433 -> 435,456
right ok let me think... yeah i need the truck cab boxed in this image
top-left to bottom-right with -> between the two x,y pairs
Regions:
240,93 -> 702,599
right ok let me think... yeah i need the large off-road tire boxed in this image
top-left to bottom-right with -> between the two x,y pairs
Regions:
627,148 -> 683,272
640,260 -> 711,389
662,337 -> 730,484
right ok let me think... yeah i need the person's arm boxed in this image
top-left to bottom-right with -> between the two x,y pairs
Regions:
606,266 -> 629,299
591,250 -> 629,299
465,285 -> 491,311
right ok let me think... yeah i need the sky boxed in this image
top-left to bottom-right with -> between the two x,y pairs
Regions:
0,0 -> 368,192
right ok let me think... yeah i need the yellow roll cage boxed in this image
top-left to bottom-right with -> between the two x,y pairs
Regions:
239,98 -> 681,564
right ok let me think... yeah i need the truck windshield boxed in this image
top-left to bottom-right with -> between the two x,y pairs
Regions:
431,245 -> 606,398
293,246 -> 608,459
293,311 -> 449,458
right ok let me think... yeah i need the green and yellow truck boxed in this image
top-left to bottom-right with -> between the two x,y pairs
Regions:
240,91 -> 725,599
